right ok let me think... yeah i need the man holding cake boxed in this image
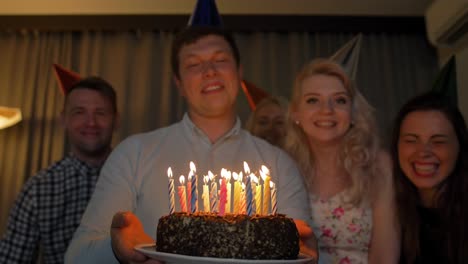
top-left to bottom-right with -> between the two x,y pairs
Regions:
66,26 -> 317,263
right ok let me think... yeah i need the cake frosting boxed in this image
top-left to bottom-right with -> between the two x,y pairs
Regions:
156,212 -> 299,260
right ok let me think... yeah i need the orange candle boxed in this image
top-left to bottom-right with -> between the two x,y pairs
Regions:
178,175 -> 187,212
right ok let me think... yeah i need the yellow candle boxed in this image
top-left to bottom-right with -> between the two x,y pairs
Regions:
233,172 -> 241,214
251,174 -> 261,215
261,166 -> 270,215
202,175 -> 210,212
240,182 -> 246,214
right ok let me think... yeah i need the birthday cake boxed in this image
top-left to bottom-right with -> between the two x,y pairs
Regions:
156,212 -> 299,260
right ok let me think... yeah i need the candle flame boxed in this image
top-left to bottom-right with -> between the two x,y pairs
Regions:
261,165 -> 270,176
243,161 -> 250,175
221,168 -> 227,178
179,175 -> 185,185
260,170 -> 267,181
232,172 -> 238,181
238,172 -> 243,182
204,175 -> 209,184
167,167 -> 173,178
270,181 -> 275,188
188,170 -> 193,180
241,182 -> 246,190
226,170 -> 231,181
208,170 -> 214,180
251,174 -> 259,184
190,161 -> 196,172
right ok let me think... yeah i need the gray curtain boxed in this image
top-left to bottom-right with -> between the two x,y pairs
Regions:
0,30 -> 438,232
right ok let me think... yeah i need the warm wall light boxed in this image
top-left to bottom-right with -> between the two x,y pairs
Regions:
0,106 -> 22,130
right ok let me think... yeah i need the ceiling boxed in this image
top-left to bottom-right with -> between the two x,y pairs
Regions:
1,0 -> 433,16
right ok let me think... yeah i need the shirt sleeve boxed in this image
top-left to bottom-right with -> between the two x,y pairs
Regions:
0,178 -> 40,263
65,137 -> 140,264
275,150 -> 311,221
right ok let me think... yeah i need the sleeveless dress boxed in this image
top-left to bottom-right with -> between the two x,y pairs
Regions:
309,191 -> 372,264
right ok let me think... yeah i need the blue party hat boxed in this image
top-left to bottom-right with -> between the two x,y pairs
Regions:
188,0 -> 223,27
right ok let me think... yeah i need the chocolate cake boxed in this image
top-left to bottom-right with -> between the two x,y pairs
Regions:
156,212 -> 299,259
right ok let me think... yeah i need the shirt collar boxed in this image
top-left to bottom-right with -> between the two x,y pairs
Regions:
66,153 -> 102,175
181,113 -> 241,144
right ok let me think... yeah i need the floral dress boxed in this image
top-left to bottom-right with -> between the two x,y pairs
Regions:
309,191 -> 372,264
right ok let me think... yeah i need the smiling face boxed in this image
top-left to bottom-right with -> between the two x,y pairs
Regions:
174,34 -> 242,121
251,102 -> 286,146
292,74 -> 352,146
62,88 -> 117,161
398,110 -> 459,203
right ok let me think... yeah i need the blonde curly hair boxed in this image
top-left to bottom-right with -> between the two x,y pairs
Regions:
284,58 -> 381,205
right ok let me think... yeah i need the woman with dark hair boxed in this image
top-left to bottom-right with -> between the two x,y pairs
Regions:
391,92 -> 468,263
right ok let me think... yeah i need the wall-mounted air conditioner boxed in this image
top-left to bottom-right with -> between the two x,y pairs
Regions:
425,1 -> 468,48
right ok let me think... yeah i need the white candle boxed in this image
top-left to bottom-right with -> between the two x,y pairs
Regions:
167,167 -> 175,214
209,171 -> 218,213
270,181 -> 277,215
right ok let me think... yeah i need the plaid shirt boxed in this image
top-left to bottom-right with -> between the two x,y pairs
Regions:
0,154 -> 100,264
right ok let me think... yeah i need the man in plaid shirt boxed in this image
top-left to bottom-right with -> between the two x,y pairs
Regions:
0,76 -> 119,263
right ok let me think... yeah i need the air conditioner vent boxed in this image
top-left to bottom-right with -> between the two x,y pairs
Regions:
426,2 -> 468,48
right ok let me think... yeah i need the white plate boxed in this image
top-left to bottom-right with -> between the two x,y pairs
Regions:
135,244 -> 316,264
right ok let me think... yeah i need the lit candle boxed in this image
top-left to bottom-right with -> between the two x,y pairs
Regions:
203,175 -> 210,212
233,172 -> 241,214
225,170 -> 232,214
178,175 -> 187,212
219,170 -> 227,216
167,167 -> 175,214
243,162 -> 253,216
240,182 -> 246,214
208,171 -> 218,213
251,174 -> 261,215
187,172 -> 192,213
189,161 -> 198,213
270,181 -> 277,215
261,165 -> 271,215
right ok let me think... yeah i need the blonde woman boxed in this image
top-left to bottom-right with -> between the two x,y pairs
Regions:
245,96 -> 288,148
285,58 -> 399,263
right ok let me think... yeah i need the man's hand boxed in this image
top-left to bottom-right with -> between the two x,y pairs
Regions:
110,211 -> 162,264
294,219 -> 318,261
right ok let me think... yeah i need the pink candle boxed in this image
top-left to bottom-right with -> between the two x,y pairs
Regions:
167,167 -> 175,214
219,177 -> 227,216
178,175 -> 187,212
226,171 -> 232,214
